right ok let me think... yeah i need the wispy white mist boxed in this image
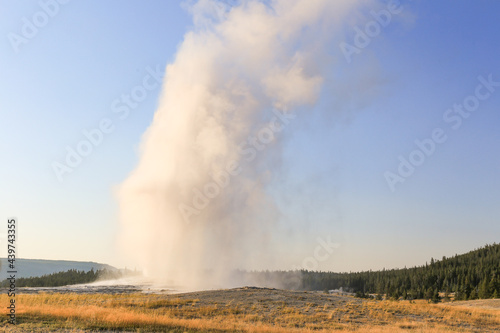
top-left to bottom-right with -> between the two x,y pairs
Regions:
117,0 -> 370,289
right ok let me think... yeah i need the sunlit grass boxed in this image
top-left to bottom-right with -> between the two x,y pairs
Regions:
1,292 -> 499,332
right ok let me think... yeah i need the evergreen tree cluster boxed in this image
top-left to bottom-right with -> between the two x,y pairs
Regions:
297,243 -> 500,301
0,268 -> 121,288
242,243 -> 499,302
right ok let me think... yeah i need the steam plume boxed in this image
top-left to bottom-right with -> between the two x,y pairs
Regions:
117,0 -> 366,289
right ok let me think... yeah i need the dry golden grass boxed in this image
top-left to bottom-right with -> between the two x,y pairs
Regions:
1,288 -> 499,332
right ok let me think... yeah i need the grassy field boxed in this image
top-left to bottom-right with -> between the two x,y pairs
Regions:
1,287 -> 499,332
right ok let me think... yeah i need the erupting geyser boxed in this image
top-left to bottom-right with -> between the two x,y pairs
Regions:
117,0 -> 365,289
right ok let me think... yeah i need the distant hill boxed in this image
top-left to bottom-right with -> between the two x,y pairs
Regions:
0,258 -> 115,279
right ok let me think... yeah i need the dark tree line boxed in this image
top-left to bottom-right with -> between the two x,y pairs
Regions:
0,268 -> 121,288
299,243 -> 500,301
243,243 -> 500,302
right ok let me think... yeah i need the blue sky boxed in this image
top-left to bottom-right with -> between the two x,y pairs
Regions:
1,0 -> 499,271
